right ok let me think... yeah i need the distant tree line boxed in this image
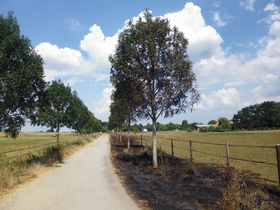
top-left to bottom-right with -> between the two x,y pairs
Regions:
111,120 -> 198,133
0,12 -> 102,138
110,101 -> 280,133
232,101 -> 280,130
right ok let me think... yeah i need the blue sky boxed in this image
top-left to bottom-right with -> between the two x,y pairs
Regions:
1,0 -> 280,128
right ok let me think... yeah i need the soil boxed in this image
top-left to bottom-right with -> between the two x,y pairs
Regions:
111,135 -> 280,210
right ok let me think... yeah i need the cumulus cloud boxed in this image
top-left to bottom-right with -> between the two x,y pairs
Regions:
35,42 -> 83,68
240,0 -> 256,11
264,2 -> 279,12
35,2 -> 280,121
253,77 -> 280,103
194,1 -> 280,106
80,24 -> 118,68
164,2 -> 223,61
196,88 -> 240,110
213,11 -> 227,27
35,42 -> 85,80
93,87 -> 113,120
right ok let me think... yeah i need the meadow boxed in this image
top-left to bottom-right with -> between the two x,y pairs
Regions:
0,132 -> 76,154
140,130 -> 280,184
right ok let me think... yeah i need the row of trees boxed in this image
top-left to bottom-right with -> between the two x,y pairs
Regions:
0,12 -> 101,139
111,120 -> 196,132
232,101 -> 280,130
109,11 -> 199,168
33,80 -> 102,142
111,117 -> 228,133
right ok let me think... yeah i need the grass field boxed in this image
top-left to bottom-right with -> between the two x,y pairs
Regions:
139,130 -> 280,184
0,132 -> 76,154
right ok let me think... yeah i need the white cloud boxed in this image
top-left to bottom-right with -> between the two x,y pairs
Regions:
213,11 -> 227,27
264,2 -> 278,12
224,81 -> 246,87
253,78 -> 280,103
262,73 -> 279,81
260,2 -> 280,24
269,21 -> 280,36
35,2 -> 280,121
36,42 -> 83,68
93,87 -> 113,120
35,42 -> 85,80
196,88 -> 240,110
80,24 -> 117,68
164,2 -> 223,61
66,78 -> 85,86
240,0 -> 256,11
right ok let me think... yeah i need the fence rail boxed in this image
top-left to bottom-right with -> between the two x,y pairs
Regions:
0,138 -> 79,159
0,142 -> 57,155
114,133 -> 280,186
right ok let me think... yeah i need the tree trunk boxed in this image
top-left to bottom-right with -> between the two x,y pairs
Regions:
56,123 -> 60,148
152,118 -> 158,168
127,116 -> 131,149
120,129 -> 122,142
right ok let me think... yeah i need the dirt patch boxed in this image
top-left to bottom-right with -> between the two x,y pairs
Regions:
111,135 -> 280,210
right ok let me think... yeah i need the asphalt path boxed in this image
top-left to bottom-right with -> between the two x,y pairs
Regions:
0,134 -> 139,210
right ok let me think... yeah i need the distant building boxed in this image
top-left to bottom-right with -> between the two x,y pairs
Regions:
196,124 -> 211,131
196,121 -> 219,131
142,128 -> 148,132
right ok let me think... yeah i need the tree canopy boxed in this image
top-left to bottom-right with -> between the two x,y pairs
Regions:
217,117 -> 231,130
0,12 -> 45,137
33,80 -> 101,142
0,12 -> 102,138
232,101 -> 280,130
32,80 -> 73,142
110,10 -> 199,167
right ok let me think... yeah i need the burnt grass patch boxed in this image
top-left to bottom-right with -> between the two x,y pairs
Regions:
110,135 -> 280,210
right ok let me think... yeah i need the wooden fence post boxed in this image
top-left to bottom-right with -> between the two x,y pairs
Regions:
141,135 -> 143,147
189,139 -> 193,163
226,143 -> 230,168
276,144 -> 280,187
171,139 -> 174,158
226,143 -> 230,180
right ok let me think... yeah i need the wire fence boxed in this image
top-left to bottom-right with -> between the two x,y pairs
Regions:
0,137 -> 80,160
114,133 -> 280,186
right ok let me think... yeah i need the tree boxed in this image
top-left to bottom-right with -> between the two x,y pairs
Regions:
67,92 -> 88,134
33,80 -> 73,144
67,92 -> 100,134
232,101 -> 280,130
110,66 -> 143,148
110,11 -> 199,168
166,122 -> 176,131
208,120 -> 217,125
218,117 -> 231,130
109,97 -> 127,131
0,12 -> 45,137
181,120 -> 189,130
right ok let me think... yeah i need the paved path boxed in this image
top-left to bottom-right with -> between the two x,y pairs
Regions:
0,134 -> 139,210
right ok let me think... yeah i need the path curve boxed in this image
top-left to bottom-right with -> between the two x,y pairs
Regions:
0,134 -> 139,210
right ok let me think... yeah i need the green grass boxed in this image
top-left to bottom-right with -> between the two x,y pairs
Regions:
140,130 -> 280,184
0,132 -> 76,154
